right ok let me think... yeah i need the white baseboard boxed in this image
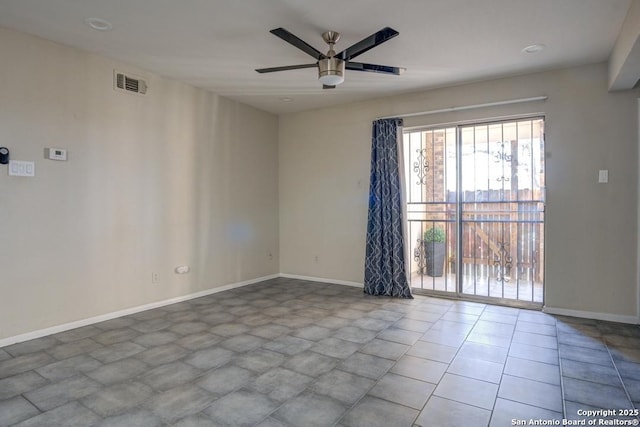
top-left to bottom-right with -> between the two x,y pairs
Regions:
5,273 -> 636,348
279,273 -> 363,288
543,306 -> 639,325
0,274 -> 279,348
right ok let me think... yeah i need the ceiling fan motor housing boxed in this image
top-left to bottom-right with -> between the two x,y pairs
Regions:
318,57 -> 345,85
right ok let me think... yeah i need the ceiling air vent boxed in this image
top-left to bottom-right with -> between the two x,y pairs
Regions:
114,70 -> 147,95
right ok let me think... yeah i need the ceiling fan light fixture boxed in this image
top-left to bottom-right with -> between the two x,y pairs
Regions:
256,27 -> 402,88
318,57 -> 345,86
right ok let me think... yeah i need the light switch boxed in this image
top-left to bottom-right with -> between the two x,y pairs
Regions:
598,169 -> 609,184
8,160 -> 35,177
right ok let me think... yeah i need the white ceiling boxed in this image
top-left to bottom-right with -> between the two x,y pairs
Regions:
0,0 -> 632,114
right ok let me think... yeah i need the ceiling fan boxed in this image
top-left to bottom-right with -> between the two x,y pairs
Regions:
256,27 -> 404,89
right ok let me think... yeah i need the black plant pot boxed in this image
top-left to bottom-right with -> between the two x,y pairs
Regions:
424,241 -> 446,277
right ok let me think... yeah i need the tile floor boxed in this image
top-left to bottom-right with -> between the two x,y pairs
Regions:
1,277 -> 639,426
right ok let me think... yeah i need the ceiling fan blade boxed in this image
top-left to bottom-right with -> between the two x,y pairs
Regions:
270,28 -> 326,60
322,84 -> 336,89
336,27 -> 399,61
255,63 -> 317,73
345,62 -> 405,75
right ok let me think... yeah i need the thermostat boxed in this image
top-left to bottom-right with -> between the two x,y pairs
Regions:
47,148 -> 67,161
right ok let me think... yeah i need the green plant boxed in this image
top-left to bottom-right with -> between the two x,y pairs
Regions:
423,226 -> 446,243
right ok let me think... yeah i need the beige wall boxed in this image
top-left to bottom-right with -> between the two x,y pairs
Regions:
0,28 -> 279,340
280,63 -> 640,320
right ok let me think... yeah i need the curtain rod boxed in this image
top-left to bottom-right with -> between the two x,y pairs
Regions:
376,96 -> 548,120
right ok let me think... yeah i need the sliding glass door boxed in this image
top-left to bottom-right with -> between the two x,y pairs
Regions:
403,117 -> 545,306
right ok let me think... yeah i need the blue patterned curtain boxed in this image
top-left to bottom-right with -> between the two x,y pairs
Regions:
364,118 -> 412,298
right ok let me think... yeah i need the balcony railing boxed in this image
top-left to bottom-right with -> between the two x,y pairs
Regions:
408,199 -> 544,303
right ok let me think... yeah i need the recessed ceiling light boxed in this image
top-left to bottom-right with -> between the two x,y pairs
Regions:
522,44 -> 545,54
279,97 -> 293,102
85,18 -> 113,31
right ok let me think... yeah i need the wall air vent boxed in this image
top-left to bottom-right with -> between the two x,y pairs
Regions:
114,70 -> 147,95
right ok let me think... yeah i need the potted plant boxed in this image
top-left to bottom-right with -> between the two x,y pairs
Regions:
423,225 -> 446,277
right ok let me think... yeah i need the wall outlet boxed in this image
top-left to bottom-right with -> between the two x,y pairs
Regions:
175,265 -> 190,274
151,272 -> 159,283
